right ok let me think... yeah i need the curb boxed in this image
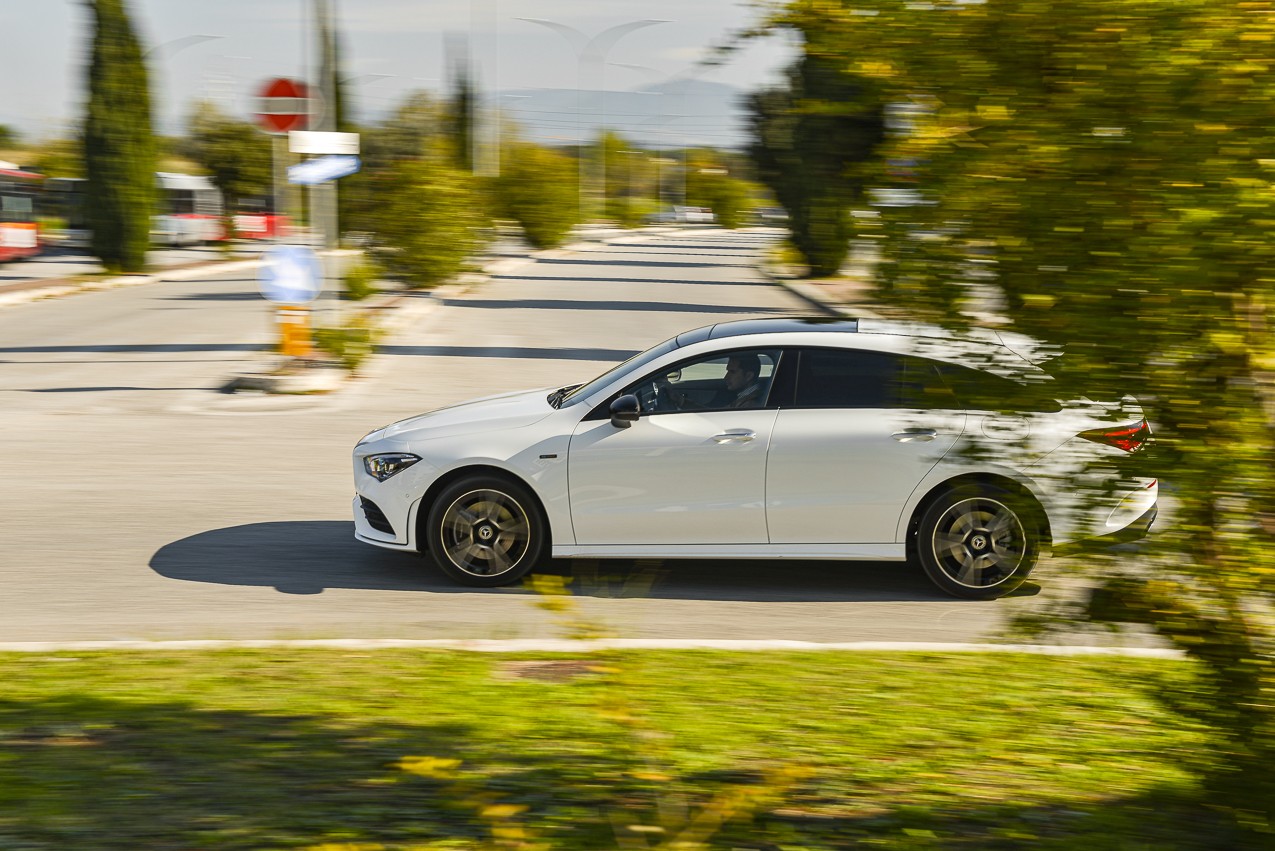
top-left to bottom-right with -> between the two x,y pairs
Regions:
0,257 -> 264,309
0,639 -> 1184,657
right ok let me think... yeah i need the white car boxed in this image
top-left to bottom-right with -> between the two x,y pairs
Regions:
352,318 -> 1157,599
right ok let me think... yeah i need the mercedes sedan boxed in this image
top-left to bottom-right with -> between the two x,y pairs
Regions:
352,318 -> 1157,599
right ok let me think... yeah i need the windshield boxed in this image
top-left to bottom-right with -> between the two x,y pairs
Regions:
558,336 -> 681,407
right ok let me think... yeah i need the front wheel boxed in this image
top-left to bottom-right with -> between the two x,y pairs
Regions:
426,476 -> 546,587
914,486 -> 1040,600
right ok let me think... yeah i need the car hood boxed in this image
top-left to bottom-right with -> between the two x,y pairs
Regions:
379,387 -> 556,441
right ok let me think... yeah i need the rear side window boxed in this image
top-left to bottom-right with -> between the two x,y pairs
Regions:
934,363 -> 1062,413
792,349 -> 958,409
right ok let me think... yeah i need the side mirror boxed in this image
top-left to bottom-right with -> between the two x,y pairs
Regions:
609,394 -> 640,429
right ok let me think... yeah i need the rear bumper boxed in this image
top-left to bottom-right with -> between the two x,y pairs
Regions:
1054,503 -> 1157,555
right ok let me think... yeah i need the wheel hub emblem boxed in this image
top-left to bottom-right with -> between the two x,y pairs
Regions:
477,525 -> 494,542
970,534 -> 988,552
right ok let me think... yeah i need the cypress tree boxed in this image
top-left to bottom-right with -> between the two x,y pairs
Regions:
83,0 -> 156,273
445,38 -> 475,172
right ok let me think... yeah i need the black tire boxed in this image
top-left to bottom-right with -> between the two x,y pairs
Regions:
425,475 -> 547,587
914,485 -> 1040,600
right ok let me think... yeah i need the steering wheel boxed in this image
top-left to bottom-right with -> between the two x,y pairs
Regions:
631,376 -> 676,413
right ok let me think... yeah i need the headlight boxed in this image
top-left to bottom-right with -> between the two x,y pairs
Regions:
363,453 -> 421,481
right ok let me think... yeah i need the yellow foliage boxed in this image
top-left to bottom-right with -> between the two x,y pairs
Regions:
481,803 -> 529,819
397,756 -> 462,778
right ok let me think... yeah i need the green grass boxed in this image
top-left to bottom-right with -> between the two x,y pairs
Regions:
0,650 -> 1234,849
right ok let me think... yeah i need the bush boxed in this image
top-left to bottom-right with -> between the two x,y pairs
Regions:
341,258 -> 379,301
369,157 -> 488,288
602,196 -> 645,229
313,317 -> 379,371
686,168 -> 751,230
494,143 -> 581,249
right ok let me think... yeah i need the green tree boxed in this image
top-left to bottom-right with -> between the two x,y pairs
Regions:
182,100 -> 271,227
747,54 -> 885,276
766,0 -> 1275,831
368,155 -> 487,287
83,0 -> 156,272
0,124 -> 19,150
495,142 -> 580,248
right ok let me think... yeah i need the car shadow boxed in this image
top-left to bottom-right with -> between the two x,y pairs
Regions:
149,520 -> 975,603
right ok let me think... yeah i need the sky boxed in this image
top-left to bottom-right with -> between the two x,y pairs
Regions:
0,0 -> 796,142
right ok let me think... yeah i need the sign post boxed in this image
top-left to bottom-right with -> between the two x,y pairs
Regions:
254,78 -> 312,246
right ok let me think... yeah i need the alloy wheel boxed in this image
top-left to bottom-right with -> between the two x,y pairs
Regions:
438,489 -> 532,578
929,497 -> 1026,589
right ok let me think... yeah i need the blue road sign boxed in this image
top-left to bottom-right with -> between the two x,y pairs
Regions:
259,245 -> 322,305
288,154 -> 362,185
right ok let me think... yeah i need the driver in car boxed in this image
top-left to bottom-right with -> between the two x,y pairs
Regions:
665,353 -> 765,411
722,353 -> 764,408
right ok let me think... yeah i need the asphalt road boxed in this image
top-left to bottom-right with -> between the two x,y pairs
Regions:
0,227 -> 1095,644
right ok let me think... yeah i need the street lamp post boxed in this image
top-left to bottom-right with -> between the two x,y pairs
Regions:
609,61 -> 720,215
144,34 -> 224,135
516,18 -> 668,222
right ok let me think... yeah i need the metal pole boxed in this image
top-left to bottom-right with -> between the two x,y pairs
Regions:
272,134 -> 284,244
314,0 -> 339,326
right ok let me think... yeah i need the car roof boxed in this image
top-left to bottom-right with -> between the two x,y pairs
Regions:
706,317 -> 860,340
685,317 -> 1043,376
702,316 -> 1005,346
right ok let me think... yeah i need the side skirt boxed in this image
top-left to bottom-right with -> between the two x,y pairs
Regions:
551,544 -> 907,561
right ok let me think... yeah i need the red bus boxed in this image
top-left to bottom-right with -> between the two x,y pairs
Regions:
0,165 -> 43,262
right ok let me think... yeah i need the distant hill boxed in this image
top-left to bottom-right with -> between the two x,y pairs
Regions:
486,79 -> 751,151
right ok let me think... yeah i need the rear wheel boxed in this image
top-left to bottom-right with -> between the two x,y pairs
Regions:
426,475 -> 546,587
915,485 -> 1039,600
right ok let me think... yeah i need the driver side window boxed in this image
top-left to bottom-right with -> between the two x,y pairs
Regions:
622,349 -> 781,415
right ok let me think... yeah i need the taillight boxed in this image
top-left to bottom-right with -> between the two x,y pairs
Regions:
1078,420 -> 1151,452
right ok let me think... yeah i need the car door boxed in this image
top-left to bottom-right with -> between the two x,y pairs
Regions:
766,348 -> 967,544
568,348 -> 781,546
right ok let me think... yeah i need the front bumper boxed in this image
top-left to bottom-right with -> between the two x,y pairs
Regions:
353,495 -> 418,551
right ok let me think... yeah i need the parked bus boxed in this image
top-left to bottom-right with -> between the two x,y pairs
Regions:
0,164 -> 43,262
153,172 -> 224,245
42,173 -> 284,247
41,176 -> 89,248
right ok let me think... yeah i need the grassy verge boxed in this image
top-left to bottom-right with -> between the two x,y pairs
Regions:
0,650 -> 1230,849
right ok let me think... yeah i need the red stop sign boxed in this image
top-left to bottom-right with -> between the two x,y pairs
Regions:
254,78 -> 310,135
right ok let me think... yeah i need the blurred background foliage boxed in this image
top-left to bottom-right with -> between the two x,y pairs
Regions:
494,141 -> 581,248
762,0 -> 1275,832
365,152 -> 487,288
684,149 -> 755,229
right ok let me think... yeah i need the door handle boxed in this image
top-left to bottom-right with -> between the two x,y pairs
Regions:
712,430 -> 756,443
892,428 -> 938,443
